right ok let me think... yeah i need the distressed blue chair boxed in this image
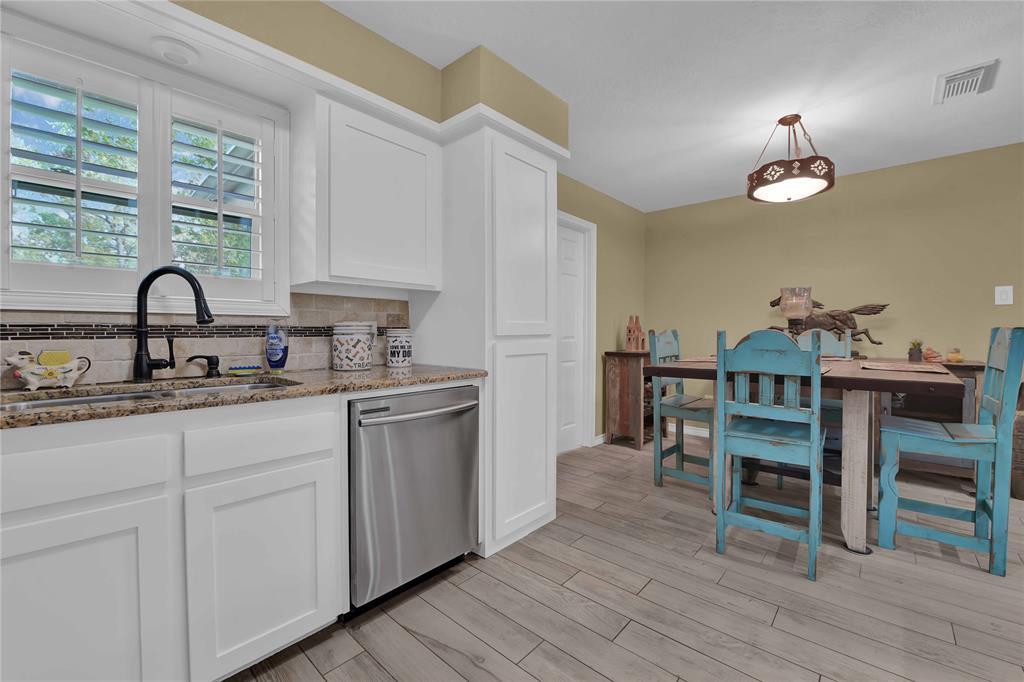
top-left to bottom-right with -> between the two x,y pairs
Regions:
714,329 -> 825,580
649,329 -> 714,495
798,329 -> 852,358
772,330 -> 849,489
878,327 -> 1024,576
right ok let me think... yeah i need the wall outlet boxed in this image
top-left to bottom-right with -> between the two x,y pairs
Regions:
995,285 -> 1014,305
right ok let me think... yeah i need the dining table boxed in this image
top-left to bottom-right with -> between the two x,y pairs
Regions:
644,356 -> 967,554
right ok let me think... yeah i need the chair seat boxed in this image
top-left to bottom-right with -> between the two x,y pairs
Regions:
880,415 -> 996,443
661,393 -> 704,409
727,417 -> 825,445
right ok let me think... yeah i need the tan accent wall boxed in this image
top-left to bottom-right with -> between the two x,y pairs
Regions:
175,4 -> 569,147
440,47 -> 482,123
173,0 -> 443,121
558,174 -> 647,438
645,143 -> 1024,398
442,47 -> 569,149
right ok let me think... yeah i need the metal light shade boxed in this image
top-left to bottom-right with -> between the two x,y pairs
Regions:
747,114 -> 835,203
748,155 -> 834,203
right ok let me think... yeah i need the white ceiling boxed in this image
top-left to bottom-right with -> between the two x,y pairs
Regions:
329,1 -> 1024,211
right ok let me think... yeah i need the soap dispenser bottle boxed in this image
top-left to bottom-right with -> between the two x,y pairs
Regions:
265,322 -> 289,374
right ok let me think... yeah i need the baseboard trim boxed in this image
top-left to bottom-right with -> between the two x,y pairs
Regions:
591,433 -> 607,446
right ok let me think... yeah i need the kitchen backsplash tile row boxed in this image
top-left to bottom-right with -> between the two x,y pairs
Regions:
1,293 -> 408,389
0,324 -> 341,341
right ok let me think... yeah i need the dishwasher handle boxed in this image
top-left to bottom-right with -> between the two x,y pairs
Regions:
358,400 -> 479,427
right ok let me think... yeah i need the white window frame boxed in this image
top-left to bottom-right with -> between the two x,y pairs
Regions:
159,89 -> 277,306
1,38 -> 290,317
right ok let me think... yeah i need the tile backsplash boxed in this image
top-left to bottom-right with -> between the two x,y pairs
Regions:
1,293 -> 408,389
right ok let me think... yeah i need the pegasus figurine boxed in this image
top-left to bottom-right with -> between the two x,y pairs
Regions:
769,296 -> 889,345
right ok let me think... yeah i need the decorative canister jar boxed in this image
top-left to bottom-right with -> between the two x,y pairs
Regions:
386,328 -> 413,368
332,322 -> 376,371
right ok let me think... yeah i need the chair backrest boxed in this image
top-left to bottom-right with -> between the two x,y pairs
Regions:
798,329 -> 852,358
978,327 -> 1024,444
649,329 -> 684,391
716,329 -> 822,440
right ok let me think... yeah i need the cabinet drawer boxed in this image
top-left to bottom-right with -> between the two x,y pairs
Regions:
1,435 -> 170,513
184,412 -> 337,477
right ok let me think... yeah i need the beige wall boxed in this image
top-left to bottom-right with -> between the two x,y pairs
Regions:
442,47 -> 569,149
558,174 -> 647,436
645,143 -> 1024,398
175,1 -> 443,121
176,3 -> 569,147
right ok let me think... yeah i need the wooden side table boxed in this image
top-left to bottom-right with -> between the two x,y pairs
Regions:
604,350 -> 661,450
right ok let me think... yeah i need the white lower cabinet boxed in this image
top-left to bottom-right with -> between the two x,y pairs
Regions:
1,395 -> 345,682
492,340 -> 557,542
185,459 -> 339,682
1,496 -> 174,681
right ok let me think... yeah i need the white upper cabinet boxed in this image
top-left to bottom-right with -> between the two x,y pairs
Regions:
292,96 -> 442,293
493,136 -> 557,336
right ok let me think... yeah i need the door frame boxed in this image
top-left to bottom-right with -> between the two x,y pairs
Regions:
556,210 -> 597,450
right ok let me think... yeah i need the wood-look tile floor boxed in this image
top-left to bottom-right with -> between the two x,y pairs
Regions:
236,438 -> 1024,682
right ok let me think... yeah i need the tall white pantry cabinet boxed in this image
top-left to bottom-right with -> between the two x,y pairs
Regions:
412,127 -> 561,555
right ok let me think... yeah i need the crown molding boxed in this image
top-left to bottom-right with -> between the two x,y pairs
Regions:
101,1 -> 569,159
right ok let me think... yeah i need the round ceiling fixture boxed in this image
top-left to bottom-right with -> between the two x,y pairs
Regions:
747,114 -> 835,203
151,37 -> 200,67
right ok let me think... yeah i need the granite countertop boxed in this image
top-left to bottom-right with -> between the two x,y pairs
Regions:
0,365 -> 487,429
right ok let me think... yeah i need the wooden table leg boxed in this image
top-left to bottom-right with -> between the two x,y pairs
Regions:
841,388 -> 872,554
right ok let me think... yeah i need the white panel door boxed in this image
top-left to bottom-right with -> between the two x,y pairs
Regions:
557,226 -> 585,453
493,339 -> 556,541
328,101 -> 441,288
185,459 -> 338,682
493,134 -> 557,336
1,497 -> 173,681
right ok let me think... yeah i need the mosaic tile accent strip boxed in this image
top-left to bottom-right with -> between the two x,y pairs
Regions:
0,323 -> 400,341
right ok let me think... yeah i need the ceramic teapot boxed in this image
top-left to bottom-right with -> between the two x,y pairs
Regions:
5,351 -> 92,391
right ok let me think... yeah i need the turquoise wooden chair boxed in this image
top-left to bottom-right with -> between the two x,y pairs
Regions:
714,329 -> 825,580
649,329 -> 714,495
798,329 -> 852,358
878,327 -> 1024,576
773,330 -> 848,489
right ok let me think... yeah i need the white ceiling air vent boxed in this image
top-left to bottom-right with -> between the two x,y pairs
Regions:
932,60 -> 999,105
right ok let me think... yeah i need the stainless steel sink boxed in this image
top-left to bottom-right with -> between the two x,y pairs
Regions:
0,382 -> 289,413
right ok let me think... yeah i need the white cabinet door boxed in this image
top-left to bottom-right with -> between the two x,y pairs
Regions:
1,497 -> 173,681
492,134 -> 557,336
185,459 -> 338,682
328,101 -> 441,288
492,339 -> 556,542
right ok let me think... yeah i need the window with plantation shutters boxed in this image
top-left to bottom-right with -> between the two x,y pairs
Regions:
169,113 -> 263,281
3,39 -> 285,315
8,71 -> 139,270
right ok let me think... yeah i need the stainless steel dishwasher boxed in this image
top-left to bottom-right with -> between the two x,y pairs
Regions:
350,385 -> 479,607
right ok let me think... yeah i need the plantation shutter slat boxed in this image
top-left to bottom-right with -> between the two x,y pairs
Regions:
8,71 -> 138,270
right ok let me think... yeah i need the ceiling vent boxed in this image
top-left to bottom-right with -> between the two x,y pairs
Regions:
932,60 -> 999,105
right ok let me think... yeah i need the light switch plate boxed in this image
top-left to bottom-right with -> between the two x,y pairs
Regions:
995,285 -> 1014,305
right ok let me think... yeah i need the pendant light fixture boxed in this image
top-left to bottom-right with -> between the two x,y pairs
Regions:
747,114 -> 835,203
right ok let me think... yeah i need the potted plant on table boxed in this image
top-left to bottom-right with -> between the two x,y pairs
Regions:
908,339 -> 923,362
